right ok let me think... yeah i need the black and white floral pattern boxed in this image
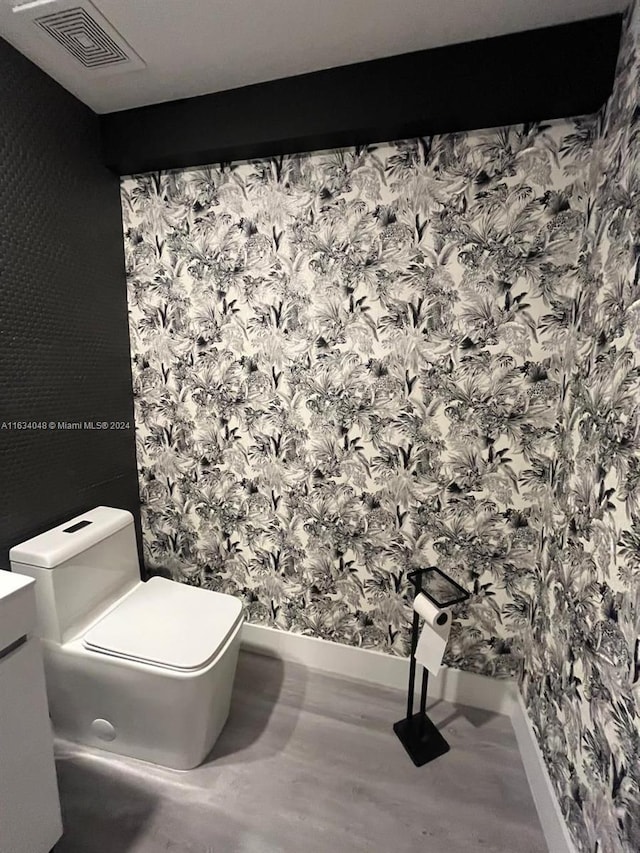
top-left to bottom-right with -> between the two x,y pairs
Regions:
521,7 -> 640,852
121,8 -> 640,849
122,123 -> 587,673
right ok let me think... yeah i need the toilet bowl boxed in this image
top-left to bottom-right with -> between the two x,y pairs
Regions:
9,506 -> 243,770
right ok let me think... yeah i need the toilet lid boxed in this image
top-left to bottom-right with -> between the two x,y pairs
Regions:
83,577 -> 243,671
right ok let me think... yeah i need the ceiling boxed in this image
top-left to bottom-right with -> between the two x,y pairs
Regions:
0,0 -> 627,114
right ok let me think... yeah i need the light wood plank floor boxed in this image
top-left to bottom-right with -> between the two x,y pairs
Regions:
54,651 -> 546,853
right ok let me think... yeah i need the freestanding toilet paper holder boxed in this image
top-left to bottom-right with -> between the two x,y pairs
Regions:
393,566 -> 470,767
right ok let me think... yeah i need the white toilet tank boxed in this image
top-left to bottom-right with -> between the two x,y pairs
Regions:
9,507 -> 141,643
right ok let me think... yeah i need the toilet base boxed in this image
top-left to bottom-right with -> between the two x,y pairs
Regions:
42,617 -> 243,770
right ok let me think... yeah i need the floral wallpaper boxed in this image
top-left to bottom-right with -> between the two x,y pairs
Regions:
122,120 -> 589,677
121,11 -> 640,847
521,5 -> 640,852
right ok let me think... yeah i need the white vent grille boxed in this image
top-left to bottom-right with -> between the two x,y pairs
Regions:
11,0 -> 146,75
35,7 -> 128,68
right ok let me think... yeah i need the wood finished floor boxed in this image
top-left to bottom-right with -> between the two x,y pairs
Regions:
54,651 -> 546,853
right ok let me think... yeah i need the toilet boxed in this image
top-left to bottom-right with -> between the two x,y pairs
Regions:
9,506 -> 243,770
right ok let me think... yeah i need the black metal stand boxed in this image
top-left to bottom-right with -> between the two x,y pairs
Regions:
393,567 -> 469,767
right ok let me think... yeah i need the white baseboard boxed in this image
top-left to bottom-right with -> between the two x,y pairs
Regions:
241,622 -> 574,853
241,622 -> 516,715
509,692 -> 577,853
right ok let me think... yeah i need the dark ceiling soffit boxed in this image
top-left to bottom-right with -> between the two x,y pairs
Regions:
101,14 -> 622,175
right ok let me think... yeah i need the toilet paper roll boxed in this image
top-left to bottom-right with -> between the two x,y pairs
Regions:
413,592 -> 451,676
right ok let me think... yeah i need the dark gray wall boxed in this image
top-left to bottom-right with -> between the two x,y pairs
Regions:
102,16 -> 621,175
0,36 -> 140,568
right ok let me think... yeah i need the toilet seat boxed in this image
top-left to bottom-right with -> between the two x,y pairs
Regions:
83,576 -> 243,672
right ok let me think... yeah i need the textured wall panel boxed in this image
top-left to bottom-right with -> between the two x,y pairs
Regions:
0,36 -> 140,568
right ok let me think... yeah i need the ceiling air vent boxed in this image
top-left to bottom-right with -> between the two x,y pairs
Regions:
36,6 -> 127,68
12,0 -> 145,74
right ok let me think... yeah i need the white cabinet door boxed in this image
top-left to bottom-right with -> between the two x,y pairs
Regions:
0,637 -> 62,853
